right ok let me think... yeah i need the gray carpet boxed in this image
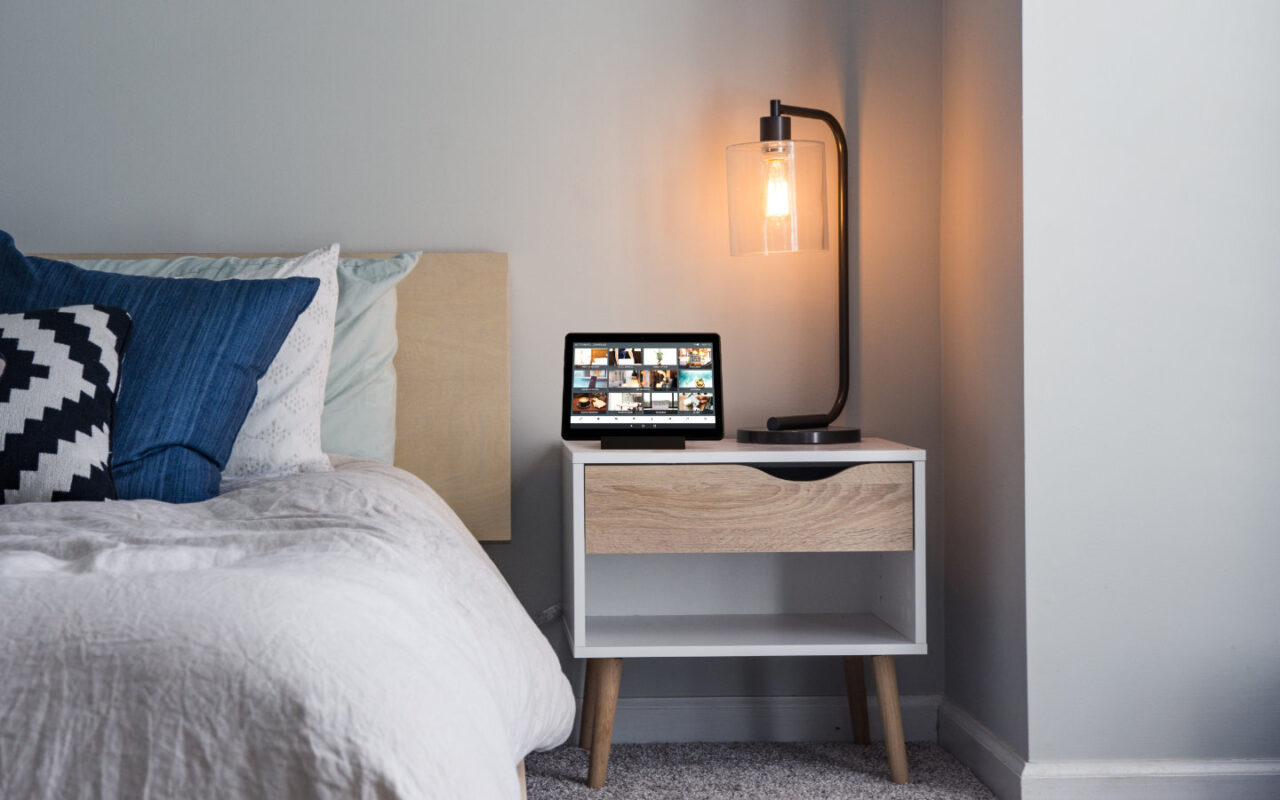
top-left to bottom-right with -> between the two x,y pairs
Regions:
526,742 -> 994,799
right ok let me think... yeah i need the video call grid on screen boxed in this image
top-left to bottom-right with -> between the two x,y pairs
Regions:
569,342 -> 716,425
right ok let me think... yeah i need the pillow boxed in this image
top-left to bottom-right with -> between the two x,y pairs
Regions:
0,232 -> 319,503
0,305 -> 131,504
322,253 -> 419,462
73,250 -> 421,464
221,245 -> 340,482
74,247 -> 345,481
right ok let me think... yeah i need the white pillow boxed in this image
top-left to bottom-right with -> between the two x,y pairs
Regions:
221,244 -> 341,483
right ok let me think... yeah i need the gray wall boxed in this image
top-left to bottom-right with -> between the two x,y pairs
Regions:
939,0 -> 1026,758
847,0 -> 946,701
0,1 -> 947,705
1023,0 -> 1280,760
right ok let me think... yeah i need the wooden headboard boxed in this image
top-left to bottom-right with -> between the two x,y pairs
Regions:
391,253 -> 510,542
38,251 -> 512,543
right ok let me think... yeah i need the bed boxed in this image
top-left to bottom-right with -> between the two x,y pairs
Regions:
0,247 -> 573,799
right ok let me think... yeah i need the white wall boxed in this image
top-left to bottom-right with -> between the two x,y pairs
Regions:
0,0 -> 947,707
939,0 -> 1026,759
1023,0 -> 1280,761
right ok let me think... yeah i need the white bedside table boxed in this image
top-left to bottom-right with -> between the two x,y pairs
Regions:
562,438 -> 926,788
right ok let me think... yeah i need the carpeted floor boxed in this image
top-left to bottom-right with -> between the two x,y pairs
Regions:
526,741 -> 994,799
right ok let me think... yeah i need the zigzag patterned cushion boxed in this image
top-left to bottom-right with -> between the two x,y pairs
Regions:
0,305 -> 131,504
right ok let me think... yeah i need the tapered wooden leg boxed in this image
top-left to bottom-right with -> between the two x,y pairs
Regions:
586,658 -> 623,789
580,659 -> 600,749
517,759 -> 527,800
842,656 -> 871,745
870,655 -> 909,784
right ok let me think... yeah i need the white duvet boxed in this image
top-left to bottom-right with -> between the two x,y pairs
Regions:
0,457 -> 573,799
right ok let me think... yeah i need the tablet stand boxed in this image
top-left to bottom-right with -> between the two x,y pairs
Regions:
600,436 -> 686,450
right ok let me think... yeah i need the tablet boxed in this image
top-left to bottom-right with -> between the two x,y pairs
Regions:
562,333 -> 723,441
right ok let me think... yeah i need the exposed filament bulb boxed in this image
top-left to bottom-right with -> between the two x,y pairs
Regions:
765,156 -> 792,219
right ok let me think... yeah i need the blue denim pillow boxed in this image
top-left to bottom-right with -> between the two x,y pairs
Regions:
0,232 -> 319,503
69,251 -> 420,463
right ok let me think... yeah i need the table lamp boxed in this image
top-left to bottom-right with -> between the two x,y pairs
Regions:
726,99 -> 860,445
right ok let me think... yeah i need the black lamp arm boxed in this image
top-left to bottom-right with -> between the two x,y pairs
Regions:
764,101 -> 850,431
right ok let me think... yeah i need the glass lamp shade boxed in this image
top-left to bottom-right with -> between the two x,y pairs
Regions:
726,139 -> 827,255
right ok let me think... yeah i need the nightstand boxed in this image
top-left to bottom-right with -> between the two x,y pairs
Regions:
562,438 -> 926,788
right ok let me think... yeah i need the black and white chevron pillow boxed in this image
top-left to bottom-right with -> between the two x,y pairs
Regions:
0,305 -> 132,503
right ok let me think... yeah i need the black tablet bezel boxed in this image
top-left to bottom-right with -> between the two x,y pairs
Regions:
562,332 -> 723,441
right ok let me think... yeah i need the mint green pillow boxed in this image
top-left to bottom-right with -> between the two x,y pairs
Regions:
323,253 -> 420,462
72,252 -> 420,463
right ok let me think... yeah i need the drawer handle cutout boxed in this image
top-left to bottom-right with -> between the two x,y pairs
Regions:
747,464 -> 857,482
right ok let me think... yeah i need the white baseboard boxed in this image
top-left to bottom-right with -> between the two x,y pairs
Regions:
939,699 -> 1280,800
938,699 -> 1025,799
1021,758 -> 1280,800
576,693 -> 941,744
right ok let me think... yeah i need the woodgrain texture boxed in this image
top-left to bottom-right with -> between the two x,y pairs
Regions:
584,462 -> 913,554
393,253 -> 510,542
872,654 -> 910,784
843,655 -> 871,745
579,658 -> 600,749
42,251 -> 511,543
587,658 -> 623,789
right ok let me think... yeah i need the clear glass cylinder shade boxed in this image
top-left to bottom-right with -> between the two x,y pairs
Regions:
726,139 -> 827,255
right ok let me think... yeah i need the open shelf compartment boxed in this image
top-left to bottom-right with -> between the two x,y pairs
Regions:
572,551 -> 924,658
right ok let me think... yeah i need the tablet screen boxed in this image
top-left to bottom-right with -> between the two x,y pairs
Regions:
562,333 -> 723,440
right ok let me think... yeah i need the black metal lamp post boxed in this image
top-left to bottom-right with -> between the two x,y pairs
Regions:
726,100 -> 860,444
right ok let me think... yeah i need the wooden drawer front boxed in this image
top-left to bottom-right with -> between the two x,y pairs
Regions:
584,462 -> 913,554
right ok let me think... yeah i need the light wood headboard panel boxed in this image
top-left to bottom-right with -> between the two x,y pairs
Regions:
393,253 -> 510,542
38,251 -> 512,543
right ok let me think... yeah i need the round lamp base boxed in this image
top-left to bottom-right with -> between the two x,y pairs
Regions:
736,425 -> 862,445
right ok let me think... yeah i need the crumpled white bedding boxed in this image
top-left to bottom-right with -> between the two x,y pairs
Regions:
0,457 -> 573,799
